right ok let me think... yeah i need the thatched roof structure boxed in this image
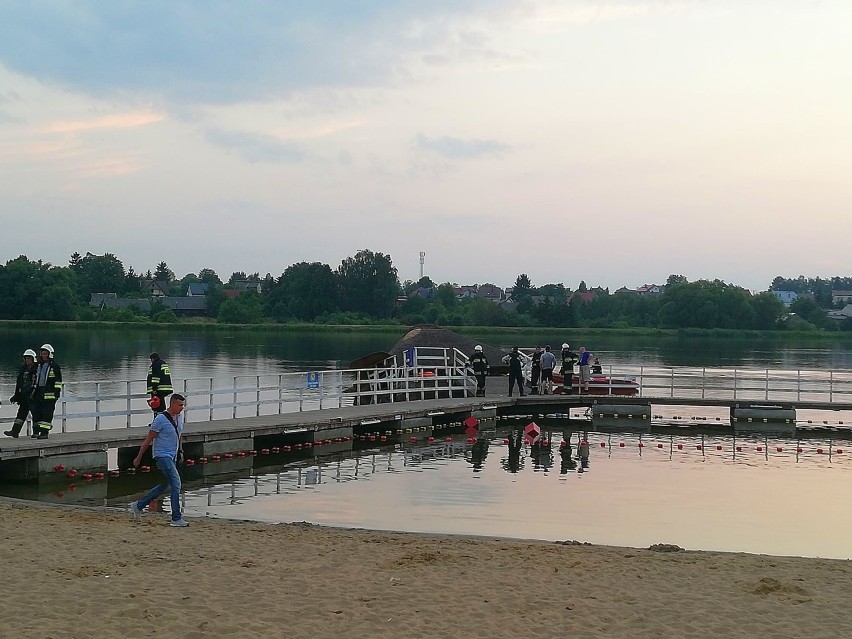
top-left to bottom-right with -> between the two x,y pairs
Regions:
386,325 -> 507,373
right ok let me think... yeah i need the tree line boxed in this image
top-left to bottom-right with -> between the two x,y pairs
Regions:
0,252 -> 850,331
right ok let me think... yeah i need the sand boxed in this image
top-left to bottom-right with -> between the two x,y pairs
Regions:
0,501 -> 849,639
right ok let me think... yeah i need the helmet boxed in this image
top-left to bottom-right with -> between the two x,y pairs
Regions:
474,345 -> 483,352
40,343 -> 55,355
562,343 -> 569,349
23,349 -> 37,358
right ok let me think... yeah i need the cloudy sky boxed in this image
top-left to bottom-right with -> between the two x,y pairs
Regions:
1,1 -> 849,292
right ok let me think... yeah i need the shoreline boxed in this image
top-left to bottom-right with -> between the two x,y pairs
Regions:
1,500 -> 850,638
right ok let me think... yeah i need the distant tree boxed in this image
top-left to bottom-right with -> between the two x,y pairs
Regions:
337,249 -> 399,318
198,268 -> 223,286
218,291 -> 264,324
750,292 -> 785,329
74,252 -> 126,301
265,262 -> 339,321
228,271 -> 248,285
69,252 -> 82,270
535,283 -> 568,302
577,280 -> 588,292
513,274 -> 533,300
434,283 -> 457,309
124,266 -> 141,295
666,274 -> 688,287
154,261 -> 174,282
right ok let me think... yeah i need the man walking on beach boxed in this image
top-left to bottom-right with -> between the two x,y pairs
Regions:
130,393 -> 189,527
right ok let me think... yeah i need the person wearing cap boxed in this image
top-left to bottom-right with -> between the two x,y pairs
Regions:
502,347 -> 526,397
146,353 -> 173,413
4,349 -> 38,438
560,343 -> 579,395
468,345 -> 489,397
538,345 -> 556,395
29,344 -> 62,439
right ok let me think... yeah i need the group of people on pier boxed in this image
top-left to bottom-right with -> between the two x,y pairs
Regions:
468,343 -> 600,398
4,344 -> 62,439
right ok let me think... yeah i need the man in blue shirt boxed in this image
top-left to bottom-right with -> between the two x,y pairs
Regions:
129,393 -> 189,527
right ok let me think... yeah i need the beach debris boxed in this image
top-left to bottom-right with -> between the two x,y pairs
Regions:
648,543 -> 684,553
560,540 -> 592,546
747,577 -> 809,598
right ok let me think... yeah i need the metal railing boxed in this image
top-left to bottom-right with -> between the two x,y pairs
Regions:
4,360 -> 852,434
0,347 -> 476,434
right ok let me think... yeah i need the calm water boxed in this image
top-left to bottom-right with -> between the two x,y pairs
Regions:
178,424 -> 852,559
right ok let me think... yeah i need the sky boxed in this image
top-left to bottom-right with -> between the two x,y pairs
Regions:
0,1 -> 850,292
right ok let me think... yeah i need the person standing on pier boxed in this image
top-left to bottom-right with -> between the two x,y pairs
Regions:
4,349 -> 38,438
502,347 -> 526,397
29,344 -> 62,439
578,347 -> 593,394
560,344 -> 578,395
146,352 -> 173,413
129,393 -> 189,527
539,345 -> 556,395
469,345 -> 489,397
529,346 -> 542,395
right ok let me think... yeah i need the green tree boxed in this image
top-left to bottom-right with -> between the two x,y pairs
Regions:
434,283 -> 457,309
666,274 -> 688,287
513,274 -> 533,300
154,261 -> 174,282
337,249 -> 399,318
73,252 -> 126,302
198,268 -> 223,285
265,262 -> 339,321
218,291 -> 264,324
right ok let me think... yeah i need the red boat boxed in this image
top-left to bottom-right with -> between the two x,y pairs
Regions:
551,370 -> 640,396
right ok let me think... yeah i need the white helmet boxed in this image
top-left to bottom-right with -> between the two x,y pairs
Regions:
40,343 -> 55,355
562,343 -> 569,349
23,349 -> 37,358
474,345 -> 483,352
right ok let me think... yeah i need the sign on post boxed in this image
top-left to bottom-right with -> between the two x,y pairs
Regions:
306,372 -> 320,389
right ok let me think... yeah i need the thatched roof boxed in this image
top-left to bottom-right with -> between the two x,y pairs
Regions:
387,325 -> 507,372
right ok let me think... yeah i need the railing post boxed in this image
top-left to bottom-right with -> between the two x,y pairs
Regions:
95,381 -> 101,431
701,367 -> 706,400
765,369 -> 769,401
126,381 -> 132,428
256,375 -> 261,417
231,375 -> 238,419
670,369 -> 674,398
733,369 -> 738,400
278,374 -> 284,414
208,378 -> 213,421
830,370 -> 834,403
639,366 -> 644,398
797,370 -> 801,402
319,372 -> 324,410
60,396 -> 67,433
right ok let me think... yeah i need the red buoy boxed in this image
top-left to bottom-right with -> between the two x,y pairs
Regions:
600,442 -> 606,447
427,436 -> 435,443
503,439 -> 510,445
260,449 -> 270,455
657,443 -> 663,449
716,445 -> 722,450
82,473 -> 93,481
249,450 -> 258,456
817,448 -> 824,454
776,447 -> 783,452
409,437 -> 416,443
94,472 -> 105,479
199,457 -> 208,464
224,453 -> 233,459
54,464 -> 65,472
185,459 -> 195,466
797,447 -> 803,453
637,442 -> 644,448
380,435 -> 387,442
677,444 -> 683,450
445,437 -> 452,443
560,441 -> 567,448
66,469 -> 78,479
837,449 -> 844,454
283,445 -> 291,452
304,442 -> 312,448
619,442 -> 625,448
756,446 -> 763,452
696,445 -> 702,450
141,465 -> 151,472
212,455 -> 221,462
736,446 -> 742,452
237,451 -> 246,458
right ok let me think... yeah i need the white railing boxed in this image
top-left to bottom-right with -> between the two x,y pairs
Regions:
0,347 -> 476,434
4,362 -> 852,435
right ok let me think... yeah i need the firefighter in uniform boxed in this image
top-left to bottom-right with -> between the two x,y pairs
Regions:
560,343 -> 579,394
147,352 -> 173,413
4,349 -> 38,438
469,345 -> 489,397
502,347 -> 526,397
30,344 -> 62,439
529,346 -> 542,394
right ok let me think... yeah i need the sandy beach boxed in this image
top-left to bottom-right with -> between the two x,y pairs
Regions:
1,501 -> 849,639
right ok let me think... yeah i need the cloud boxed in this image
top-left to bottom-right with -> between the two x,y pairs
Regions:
0,1 -> 522,105
203,128 -> 306,164
415,133 -> 510,158
45,112 -> 165,134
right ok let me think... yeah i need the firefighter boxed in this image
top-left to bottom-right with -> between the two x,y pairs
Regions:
4,349 -> 38,438
502,347 -> 526,397
468,345 -> 489,397
30,344 -> 62,439
147,352 -> 173,413
529,346 -> 542,394
560,343 -> 579,394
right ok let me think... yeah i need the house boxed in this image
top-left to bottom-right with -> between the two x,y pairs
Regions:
411,287 -> 434,299
476,283 -> 504,301
233,280 -> 263,294
772,290 -> 798,306
831,290 -> 852,305
828,304 -> 852,321
572,290 -> 597,304
90,294 -> 208,316
454,286 -> 477,300
636,284 -> 665,296
187,283 -> 210,297
140,279 -> 169,297
614,286 -> 636,295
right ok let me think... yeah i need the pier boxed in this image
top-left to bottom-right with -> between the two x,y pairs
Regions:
2,352 -> 852,482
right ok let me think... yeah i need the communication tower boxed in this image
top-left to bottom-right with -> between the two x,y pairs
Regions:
419,251 -> 425,279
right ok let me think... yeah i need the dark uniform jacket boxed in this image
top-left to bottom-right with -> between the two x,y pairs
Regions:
35,360 -> 62,401
561,349 -> 579,373
10,363 -> 37,404
469,352 -> 489,375
147,357 -> 174,396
